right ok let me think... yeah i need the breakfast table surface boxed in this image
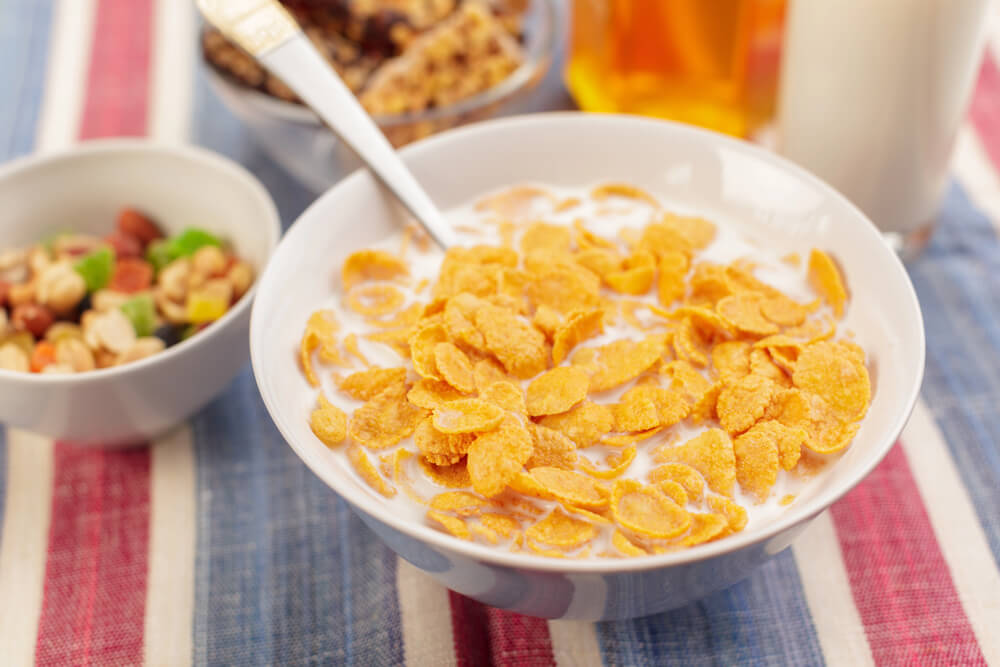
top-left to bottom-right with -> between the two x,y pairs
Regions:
2,2 -> 1000,666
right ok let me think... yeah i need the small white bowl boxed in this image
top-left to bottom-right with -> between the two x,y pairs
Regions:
250,113 -> 924,620
0,140 -> 280,446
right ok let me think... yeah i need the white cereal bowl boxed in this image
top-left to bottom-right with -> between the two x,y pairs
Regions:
250,113 -> 925,620
0,140 -> 280,447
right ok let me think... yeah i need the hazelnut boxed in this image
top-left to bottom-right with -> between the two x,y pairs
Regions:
11,303 -> 54,338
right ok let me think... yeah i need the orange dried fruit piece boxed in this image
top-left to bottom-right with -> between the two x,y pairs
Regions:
300,309 -> 342,386
654,428 -> 736,497
808,249 -> 848,317
342,249 -> 409,290
707,496 -> 748,532
347,284 -> 405,317
443,292 -> 487,352
474,304 -> 549,379
420,457 -> 472,488
612,529 -> 648,556
657,250 -> 689,307
526,424 -> 578,470
586,334 -> 667,392
409,322 -> 448,380
760,295 -> 808,327
605,265 -> 655,295
591,182 -> 660,207
578,445 -> 637,480
521,222 -> 572,255
310,394 -> 347,447
530,467 -> 610,509
717,374 -> 778,434
717,293 -> 780,337
552,308 -> 604,365
414,418 -> 475,466
733,423 -> 781,502
527,508 -> 599,551
538,400 -> 614,448
349,383 -> 426,450
347,444 -> 396,498
649,463 -> 705,501
433,342 -> 476,393
429,491 -> 491,517
525,366 -> 590,417
681,513 -> 729,547
432,398 -> 504,434
338,367 -> 407,401
793,340 -> 871,421
467,414 -> 533,497
407,378 -> 466,409
611,479 -> 690,540
427,510 -> 471,540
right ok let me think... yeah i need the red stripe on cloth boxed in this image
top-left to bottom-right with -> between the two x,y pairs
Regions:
830,444 -> 986,666
969,52 -> 1000,169
448,592 -> 556,666
35,445 -> 151,665
79,0 -> 154,139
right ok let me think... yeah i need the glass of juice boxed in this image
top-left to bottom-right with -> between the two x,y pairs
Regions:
566,0 -> 786,138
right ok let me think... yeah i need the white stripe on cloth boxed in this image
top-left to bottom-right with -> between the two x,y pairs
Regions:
149,0 -> 196,143
953,126 -> 1000,233
0,432 -> 55,666
900,401 -> 1000,663
792,511 -> 875,667
547,621 -> 603,667
396,559 -> 458,667
144,426 -> 197,667
33,0 -> 96,151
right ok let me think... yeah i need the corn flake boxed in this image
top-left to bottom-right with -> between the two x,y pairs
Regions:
612,529 -> 648,556
717,293 -> 780,337
414,418 -> 475,466
539,400 -> 614,448
420,457 -> 472,488
654,429 -> 735,497
585,334 -> 667,392
347,284 -> 405,317
578,445 -> 637,480
349,383 -> 426,450
658,250 -> 690,307
808,249 -> 848,317
525,366 -> 590,417
793,341 -> 871,421
427,510 -> 471,540
552,308 -> 604,365
429,491 -> 490,516
611,480 -> 690,540
348,444 -> 396,498
467,415 -> 533,497
681,512 -> 729,547
717,374 -> 778,434
407,378 -> 466,409
433,342 -> 476,394
433,398 -> 504,434
342,250 -> 408,290
733,423 -> 781,502
338,367 -> 407,401
474,304 -> 548,379
310,394 -> 347,447
527,508 -> 599,551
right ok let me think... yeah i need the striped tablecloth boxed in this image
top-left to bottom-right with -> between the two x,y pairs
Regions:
1,2 -> 999,665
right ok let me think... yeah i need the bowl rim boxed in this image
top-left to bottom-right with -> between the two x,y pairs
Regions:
202,0 -> 560,128
251,112 -> 926,574
0,138 -> 282,385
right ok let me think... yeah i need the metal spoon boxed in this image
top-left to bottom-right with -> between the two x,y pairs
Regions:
197,0 -> 458,249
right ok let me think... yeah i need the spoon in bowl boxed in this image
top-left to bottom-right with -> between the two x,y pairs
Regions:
197,0 -> 458,249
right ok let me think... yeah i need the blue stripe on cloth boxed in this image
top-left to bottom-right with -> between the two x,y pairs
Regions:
190,62 -> 404,665
0,0 -> 54,551
907,182 -> 1000,566
0,0 -> 53,160
191,369 -> 405,666
597,550 -> 824,666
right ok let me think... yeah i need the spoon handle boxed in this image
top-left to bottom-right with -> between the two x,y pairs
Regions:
197,0 -> 457,249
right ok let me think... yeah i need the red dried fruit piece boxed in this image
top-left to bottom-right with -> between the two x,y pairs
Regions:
110,258 -> 154,294
117,208 -> 164,244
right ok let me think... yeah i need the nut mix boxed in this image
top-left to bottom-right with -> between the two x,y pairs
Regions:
299,183 -> 872,558
203,0 -> 529,145
0,208 -> 253,374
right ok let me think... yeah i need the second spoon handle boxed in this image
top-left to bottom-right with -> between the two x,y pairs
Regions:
198,0 -> 457,249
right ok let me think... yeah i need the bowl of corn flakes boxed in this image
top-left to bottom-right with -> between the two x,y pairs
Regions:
203,0 -> 558,192
250,113 -> 925,619
0,140 -> 280,446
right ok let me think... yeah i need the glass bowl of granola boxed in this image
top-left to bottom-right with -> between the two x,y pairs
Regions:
202,0 -> 558,191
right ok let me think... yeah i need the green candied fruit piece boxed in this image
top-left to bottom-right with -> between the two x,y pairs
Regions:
119,293 -> 157,337
74,246 -> 115,292
146,239 -> 171,275
165,227 -> 222,261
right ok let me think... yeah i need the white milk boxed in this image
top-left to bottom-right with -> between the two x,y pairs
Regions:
777,0 -> 991,237
313,185 -> 850,556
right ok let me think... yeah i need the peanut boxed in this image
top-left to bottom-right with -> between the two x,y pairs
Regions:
192,245 -> 226,277
159,258 -> 191,302
8,280 -> 36,307
117,337 -> 165,365
37,261 -> 87,314
227,261 -> 254,300
55,337 -> 95,372
0,343 -> 29,372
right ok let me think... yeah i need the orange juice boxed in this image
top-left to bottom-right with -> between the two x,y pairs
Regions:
566,0 -> 786,137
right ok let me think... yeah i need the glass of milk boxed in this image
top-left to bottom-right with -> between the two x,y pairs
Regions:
777,0 -> 992,255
